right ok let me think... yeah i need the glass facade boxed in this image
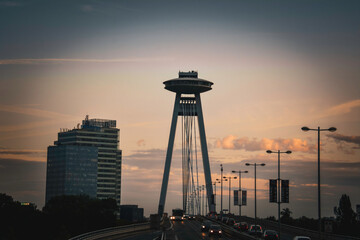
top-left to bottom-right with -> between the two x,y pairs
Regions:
45,145 -> 98,202
47,116 -> 122,206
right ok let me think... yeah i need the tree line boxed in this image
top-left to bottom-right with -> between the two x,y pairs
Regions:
265,194 -> 360,237
0,193 -> 118,240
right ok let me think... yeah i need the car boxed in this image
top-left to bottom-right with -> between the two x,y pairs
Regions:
226,218 -> 235,226
201,220 -> 213,232
248,224 -> 263,236
221,216 -> 229,223
188,215 -> 195,220
293,237 -> 311,240
234,222 -> 248,231
239,222 -> 249,231
208,224 -> 222,237
263,230 -> 279,240
182,214 -> 189,220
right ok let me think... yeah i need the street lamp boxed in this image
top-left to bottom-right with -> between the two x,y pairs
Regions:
214,179 -> 221,213
220,164 -> 223,216
301,126 -> 336,240
202,185 -> 205,216
245,162 -> 265,227
223,176 -> 237,215
232,170 -> 248,217
266,149 -> 292,240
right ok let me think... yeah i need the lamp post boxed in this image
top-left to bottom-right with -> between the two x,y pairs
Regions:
198,186 -> 201,215
232,170 -> 248,217
245,162 -> 265,227
223,176 -> 237,215
202,185 -> 205,216
214,179 -> 221,213
220,164 -> 223,216
266,149 -> 292,240
301,126 -> 336,240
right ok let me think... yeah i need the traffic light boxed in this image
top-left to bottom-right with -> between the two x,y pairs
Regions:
269,179 -> 277,203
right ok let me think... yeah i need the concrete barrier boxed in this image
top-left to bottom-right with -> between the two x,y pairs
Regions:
68,222 -> 150,240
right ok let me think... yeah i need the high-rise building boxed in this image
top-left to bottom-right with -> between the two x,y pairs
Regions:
45,145 -> 98,202
45,115 -> 122,206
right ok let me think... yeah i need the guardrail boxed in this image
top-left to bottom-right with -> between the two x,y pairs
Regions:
240,216 -> 360,240
68,222 -> 150,240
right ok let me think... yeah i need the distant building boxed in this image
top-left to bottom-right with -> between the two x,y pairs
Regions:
120,205 -> 144,222
45,145 -> 98,202
45,115 -> 122,206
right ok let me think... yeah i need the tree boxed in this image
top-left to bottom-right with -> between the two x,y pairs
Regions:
334,194 -> 356,233
281,208 -> 293,224
43,195 -> 118,239
0,193 -> 46,240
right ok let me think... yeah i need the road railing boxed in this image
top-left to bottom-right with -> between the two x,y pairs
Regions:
68,222 -> 150,240
240,216 -> 360,240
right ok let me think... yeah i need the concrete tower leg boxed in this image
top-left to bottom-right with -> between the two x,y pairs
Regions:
195,93 -> 215,213
158,93 -> 181,216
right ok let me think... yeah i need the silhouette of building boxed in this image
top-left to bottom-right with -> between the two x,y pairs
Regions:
45,116 -> 122,205
120,205 -> 144,222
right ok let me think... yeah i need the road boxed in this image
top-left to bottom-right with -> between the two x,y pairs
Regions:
120,218 -> 298,240
121,218 -> 247,240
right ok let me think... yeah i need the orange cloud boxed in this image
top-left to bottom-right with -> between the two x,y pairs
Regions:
216,136 -> 316,153
321,99 -> 360,118
137,139 -> 146,147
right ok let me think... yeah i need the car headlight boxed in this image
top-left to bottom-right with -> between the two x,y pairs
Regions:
210,230 -> 214,233
219,231 -> 222,233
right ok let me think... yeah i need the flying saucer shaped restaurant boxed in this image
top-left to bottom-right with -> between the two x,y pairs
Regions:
163,71 -> 213,94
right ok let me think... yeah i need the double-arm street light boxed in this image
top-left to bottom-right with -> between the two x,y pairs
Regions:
223,176 -> 237,215
232,170 -> 248,217
245,162 -> 265,226
266,150 -> 292,240
301,126 -> 336,239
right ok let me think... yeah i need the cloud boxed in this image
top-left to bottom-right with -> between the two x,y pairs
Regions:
0,58 -> 172,65
80,4 -> 94,12
0,104 -> 75,119
78,1 -> 141,14
0,1 -> 23,7
137,139 -> 146,147
326,133 -> 360,154
321,99 -> 360,118
0,148 -> 46,162
215,135 -> 316,153
0,149 -> 46,155
0,119 -> 63,132
327,133 -> 360,146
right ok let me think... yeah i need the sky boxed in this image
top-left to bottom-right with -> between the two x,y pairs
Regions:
0,0 -> 359,218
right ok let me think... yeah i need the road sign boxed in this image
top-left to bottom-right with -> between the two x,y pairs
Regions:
281,179 -> 289,203
234,190 -> 239,205
269,179 -> 277,203
242,190 -> 247,206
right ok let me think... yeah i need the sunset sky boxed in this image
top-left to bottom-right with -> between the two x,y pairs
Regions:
0,0 -> 359,218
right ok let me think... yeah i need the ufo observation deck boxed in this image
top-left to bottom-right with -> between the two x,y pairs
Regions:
163,71 -> 213,94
